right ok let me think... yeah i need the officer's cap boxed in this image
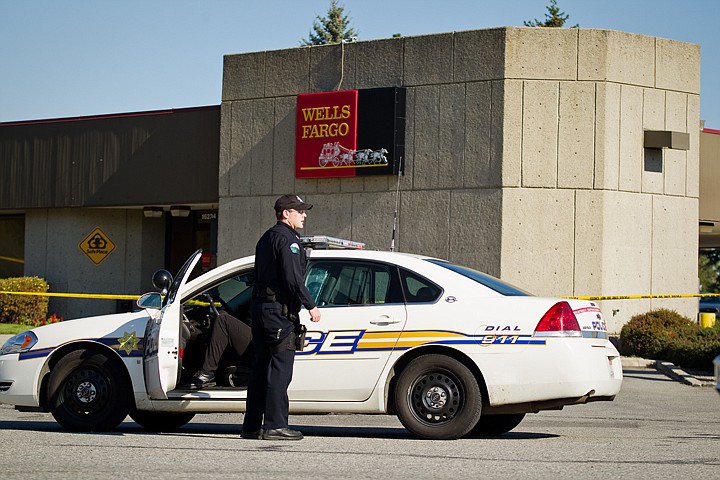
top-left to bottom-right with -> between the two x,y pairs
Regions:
274,194 -> 313,212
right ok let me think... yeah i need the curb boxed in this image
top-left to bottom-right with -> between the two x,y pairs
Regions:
620,357 -> 655,368
654,360 -> 710,387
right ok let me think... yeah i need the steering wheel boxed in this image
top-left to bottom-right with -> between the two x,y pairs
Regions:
203,294 -> 221,318
205,293 -> 235,315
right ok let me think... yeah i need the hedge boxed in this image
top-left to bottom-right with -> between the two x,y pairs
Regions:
0,277 -> 50,325
619,308 -> 720,371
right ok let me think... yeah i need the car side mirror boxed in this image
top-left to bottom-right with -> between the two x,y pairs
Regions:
152,269 -> 173,295
137,292 -> 163,310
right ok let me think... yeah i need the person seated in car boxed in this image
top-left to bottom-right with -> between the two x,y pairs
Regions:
186,310 -> 252,389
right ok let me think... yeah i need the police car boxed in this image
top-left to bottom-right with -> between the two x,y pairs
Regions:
0,237 -> 623,439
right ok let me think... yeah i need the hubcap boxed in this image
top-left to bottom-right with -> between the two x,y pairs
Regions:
425,386 -> 447,409
75,381 -> 97,404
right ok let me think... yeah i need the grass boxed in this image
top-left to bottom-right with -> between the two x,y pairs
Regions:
0,323 -> 34,335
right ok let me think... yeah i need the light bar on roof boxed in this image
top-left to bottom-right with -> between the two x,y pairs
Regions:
300,235 -> 365,250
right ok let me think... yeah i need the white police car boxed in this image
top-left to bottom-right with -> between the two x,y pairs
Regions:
0,238 -> 622,439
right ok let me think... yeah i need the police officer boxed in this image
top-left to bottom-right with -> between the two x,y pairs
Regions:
241,194 -> 321,441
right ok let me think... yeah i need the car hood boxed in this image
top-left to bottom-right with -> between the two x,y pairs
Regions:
27,310 -> 152,350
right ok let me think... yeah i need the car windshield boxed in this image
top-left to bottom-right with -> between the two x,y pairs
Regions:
425,259 -> 530,296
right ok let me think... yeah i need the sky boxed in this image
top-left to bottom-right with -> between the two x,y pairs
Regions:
1,0 -> 719,128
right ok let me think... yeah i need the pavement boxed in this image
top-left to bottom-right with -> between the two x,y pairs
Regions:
0,334 -> 714,387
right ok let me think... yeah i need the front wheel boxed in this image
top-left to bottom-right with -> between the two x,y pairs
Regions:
394,354 -> 482,440
129,410 -> 196,431
47,349 -> 130,432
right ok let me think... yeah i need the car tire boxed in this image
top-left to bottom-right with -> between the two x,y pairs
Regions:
129,410 -> 196,431
469,413 -> 526,437
47,349 -> 130,432
394,354 -> 482,440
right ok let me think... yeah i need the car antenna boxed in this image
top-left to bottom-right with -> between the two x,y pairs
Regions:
390,157 -> 402,252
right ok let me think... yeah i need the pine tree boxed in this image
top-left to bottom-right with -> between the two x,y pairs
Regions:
524,0 -> 578,28
699,250 -> 720,292
301,1 -> 358,46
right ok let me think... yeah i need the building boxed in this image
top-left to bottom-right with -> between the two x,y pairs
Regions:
0,107 -> 220,317
700,127 -> 720,248
219,27 -> 700,332
0,27 -> 708,331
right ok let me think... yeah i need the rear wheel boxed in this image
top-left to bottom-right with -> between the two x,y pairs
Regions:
129,410 -> 196,431
394,354 -> 482,440
47,349 -> 130,431
470,413 -> 526,437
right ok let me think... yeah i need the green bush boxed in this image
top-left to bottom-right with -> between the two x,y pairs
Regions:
0,277 -> 50,325
620,308 -> 720,371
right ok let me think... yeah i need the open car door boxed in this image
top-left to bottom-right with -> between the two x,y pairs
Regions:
143,250 -> 202,399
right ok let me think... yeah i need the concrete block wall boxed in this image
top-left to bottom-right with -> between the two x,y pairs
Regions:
24,208 -> 164,319
219,27 -> 700,332
219,30 -> 509,276
497,28 -> 700,328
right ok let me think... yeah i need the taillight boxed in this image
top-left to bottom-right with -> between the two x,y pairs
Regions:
534,301 -> 582,337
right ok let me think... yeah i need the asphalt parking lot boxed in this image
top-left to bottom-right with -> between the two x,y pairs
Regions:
0,366 -> 717,479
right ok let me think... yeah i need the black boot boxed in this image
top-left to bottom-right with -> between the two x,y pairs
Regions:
187,370 -> 215,389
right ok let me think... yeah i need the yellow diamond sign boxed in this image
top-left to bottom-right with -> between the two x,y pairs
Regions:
79,227 -> 116,265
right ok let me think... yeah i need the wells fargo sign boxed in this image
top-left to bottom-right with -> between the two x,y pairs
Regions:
296,90 -> 358,179
295,88 -> 405,179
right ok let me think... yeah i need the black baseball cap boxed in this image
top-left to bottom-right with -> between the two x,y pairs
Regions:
274,194 -> 313,212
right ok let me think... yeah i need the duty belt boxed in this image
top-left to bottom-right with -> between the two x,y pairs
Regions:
253,286 -> 277,301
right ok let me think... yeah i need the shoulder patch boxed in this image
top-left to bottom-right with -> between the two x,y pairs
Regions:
289,242 -> 301,254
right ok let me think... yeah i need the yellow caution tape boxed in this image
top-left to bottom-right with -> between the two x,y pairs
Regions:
0,291 -> 139,301
562,293 -> 720,301
0,256 -> 24,264
2,291 -> 719,302
0,291 -> 213,306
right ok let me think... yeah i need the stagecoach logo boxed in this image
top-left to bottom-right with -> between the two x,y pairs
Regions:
317,143 -> 388,169
79,227 -> 116,265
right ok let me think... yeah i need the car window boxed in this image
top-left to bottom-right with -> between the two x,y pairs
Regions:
201,271 -> 254,320
399,268 -> 442,303
306,260 -> 403,306
164,250 -> 202,307
425,259 -> 529,296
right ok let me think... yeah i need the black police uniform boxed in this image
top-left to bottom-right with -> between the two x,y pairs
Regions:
242,221 -> 316,434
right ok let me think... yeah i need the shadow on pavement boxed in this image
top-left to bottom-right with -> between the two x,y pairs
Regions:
622,368 -> 675,383
0,419 -> 558,440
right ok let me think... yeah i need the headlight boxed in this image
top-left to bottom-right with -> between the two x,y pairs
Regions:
1,331 -> 38,355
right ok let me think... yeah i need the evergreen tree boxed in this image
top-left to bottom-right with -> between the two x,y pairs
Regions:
524,0 -> 578,28
301,1 -> 358,46
699,250 -> 720,292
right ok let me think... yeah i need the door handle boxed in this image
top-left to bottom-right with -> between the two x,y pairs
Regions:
370,316 -> 401,326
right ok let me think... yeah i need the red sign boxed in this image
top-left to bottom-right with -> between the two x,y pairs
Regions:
201,252 -> 212,268
295,90 -> 358,179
